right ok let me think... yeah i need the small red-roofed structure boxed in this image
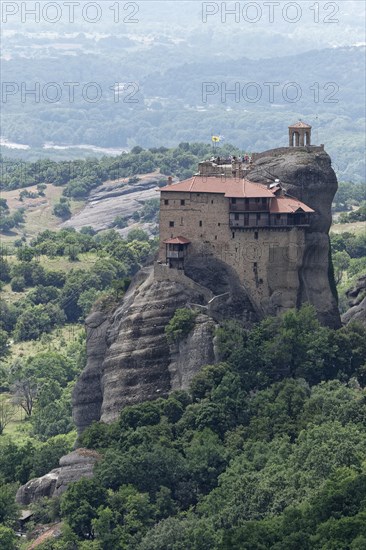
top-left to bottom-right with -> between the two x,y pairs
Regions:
289,120 -> 312,147
163,236 -> 191,269
163,236 -> 191,244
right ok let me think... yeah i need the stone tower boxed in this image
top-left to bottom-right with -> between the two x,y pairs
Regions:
289,121 -> 312,147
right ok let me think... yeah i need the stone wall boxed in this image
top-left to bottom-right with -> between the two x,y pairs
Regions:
159,190 -> 307,316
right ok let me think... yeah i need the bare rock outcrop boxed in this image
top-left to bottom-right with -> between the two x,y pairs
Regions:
73,260 -> 256,432
63,173 -> 166,234
72,311 -> 110,435
342,275 -> 366,326
168,314 -> 217,390
86,267 -> 219,425
249,148 -> 340,328
16,449 -> 101,506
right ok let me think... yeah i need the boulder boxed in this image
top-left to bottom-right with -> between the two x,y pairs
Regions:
16,449 -> 101,505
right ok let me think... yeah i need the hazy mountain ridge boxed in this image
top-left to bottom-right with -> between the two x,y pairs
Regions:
1,46 -> 365,181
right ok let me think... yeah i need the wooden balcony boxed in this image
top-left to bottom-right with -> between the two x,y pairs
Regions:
166,251 -> 185,259
229,214 -> 310,229
230,203 -> 269,212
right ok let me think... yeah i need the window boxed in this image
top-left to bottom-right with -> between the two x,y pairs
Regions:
180,199 -> 185,206
232,232 -> 235,239
257,213 -> 261,220
169,221 -> 174,227
254,231 -> 258,240
255,198 -> 260,203
232,198 -> 237,204
215,235 -> 217,240
211,200 -> 214,204
235,214 -> 239,220
199,220 -> 203,227
218,223 -> 221,226
262,198 -> 267,205
180,217 -> 184,225
164,199 -> 169,205
253,262 -> 258,268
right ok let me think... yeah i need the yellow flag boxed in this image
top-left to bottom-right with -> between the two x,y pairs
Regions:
211,135 -> 220,142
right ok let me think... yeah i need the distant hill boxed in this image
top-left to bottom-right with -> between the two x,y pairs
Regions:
1,46 -> 365,182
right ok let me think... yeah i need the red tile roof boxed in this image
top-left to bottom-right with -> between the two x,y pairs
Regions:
163,236 -> 191,244
270,196 -> 314,214
161,176 -> 274,198
160,175 -> 314,214
289,121 -> 312,129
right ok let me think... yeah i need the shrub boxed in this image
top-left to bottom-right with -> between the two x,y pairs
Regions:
10,276 -> 25,292
53,201 -> 71,220
165,308 -> 197,343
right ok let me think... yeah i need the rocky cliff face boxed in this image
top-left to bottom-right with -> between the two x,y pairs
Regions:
73,148 -> 340,434
73,267 -> 224,430
249,148 -> 340,328
342,275 -> 366,326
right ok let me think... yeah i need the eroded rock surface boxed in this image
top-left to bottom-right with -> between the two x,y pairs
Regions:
63,173 -> 166,234
16,449 -> 101,505
249,148 -> 340,328
73,260 -> 256,432
98,268 -> 217,424
73,311 -> 109,435
168,314 -> 217,391
342,275 -> 366,326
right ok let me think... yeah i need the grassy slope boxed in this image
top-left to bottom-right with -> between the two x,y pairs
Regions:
330,220 -> 366,235
2,324 -> 84,440
0,183 -> 85,247
1,253 -> 99,306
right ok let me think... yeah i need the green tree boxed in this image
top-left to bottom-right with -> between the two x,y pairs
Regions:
13,304 -> 65,341
16,246 -> 34,262
0,258 -> 11,283
0,526 -> 17,550
165,308 -> 197,343
0,330 -> 10,360
31,384 -> 75,439
92,485 -> 155,547
0,484 -> 19,526
10,276 -> 25,292
0,300 -> 17,333
113,215 -> 128,229
77,289 -> 101,319
127,228 -> 149,242
61,478 -> 108,539
27,285 -> 59,305
333,250 -> 351,283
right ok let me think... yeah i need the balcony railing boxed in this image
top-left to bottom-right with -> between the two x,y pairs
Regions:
230,203 -> 269,212
230,217 -> 310,229
167,251 -> 185,259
